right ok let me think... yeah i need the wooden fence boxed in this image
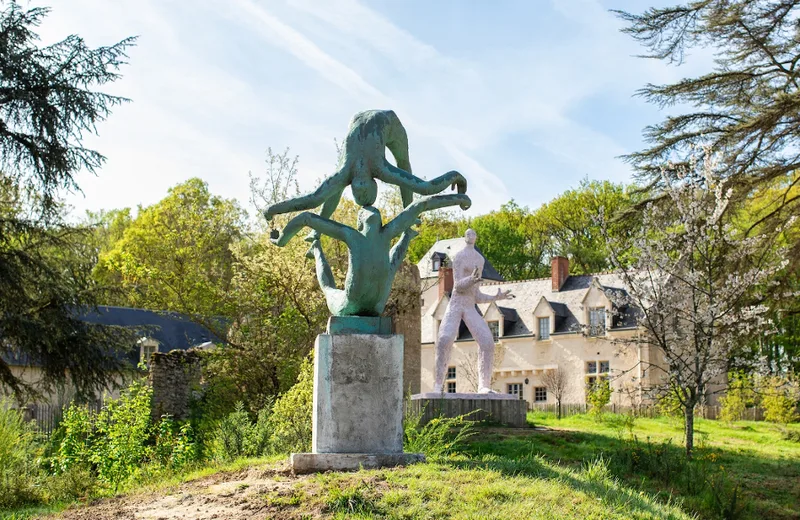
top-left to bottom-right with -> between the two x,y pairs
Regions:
18,401 -> 103,436
527,402 -> 766,421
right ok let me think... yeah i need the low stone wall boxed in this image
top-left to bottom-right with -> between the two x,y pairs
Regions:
407,397 -> 528,428
149,349 -> 202,421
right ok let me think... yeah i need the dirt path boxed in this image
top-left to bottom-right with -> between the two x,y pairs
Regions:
47,465 -> 315,520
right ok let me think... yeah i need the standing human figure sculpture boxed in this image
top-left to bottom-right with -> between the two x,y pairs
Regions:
433,229 -> 513,394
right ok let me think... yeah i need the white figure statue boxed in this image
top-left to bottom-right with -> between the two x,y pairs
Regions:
433,229 -> 513,394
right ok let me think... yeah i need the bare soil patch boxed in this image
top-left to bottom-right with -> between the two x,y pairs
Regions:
46,465 -> 316,520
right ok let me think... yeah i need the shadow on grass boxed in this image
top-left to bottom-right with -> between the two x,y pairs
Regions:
456,427 -> 800,520
440,450 -> 688,520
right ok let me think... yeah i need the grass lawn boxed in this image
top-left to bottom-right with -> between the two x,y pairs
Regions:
3,414 -> 797,520
515,412 -> 800,519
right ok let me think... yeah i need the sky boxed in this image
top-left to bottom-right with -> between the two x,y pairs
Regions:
38,0 -> 711,219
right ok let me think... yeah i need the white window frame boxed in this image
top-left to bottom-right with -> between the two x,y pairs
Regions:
507,383 -> 523,399
538,317 -> 550,340
588,307 -> 606,336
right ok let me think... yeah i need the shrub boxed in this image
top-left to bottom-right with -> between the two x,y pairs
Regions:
586,379 -> 611,420
403,404 -> 476,458
51,403 -> 93,474
213,402 -> 255,460
267,356 -> 313,454
90,379 -> 154,490
153,416 -> 198,468
760,376 -> 798,424
720,372 -> 753,423
0,402 -> 40,508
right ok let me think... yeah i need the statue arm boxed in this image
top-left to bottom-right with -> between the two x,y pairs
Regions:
263,168 -> 348,221
475,287 -> 514,303
389,228 -> 418,274
271,212 -> 357,246
383,193 -> 472,239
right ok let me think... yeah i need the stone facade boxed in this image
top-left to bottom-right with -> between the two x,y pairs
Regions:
149,349 -> 203,421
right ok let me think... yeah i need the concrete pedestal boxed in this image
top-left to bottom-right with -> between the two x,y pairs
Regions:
409,392 -> 529,428
291,332 -> 424,473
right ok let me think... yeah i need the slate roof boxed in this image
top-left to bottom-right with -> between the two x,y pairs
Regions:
3,306 -> 223,368
417,237 -> 504,281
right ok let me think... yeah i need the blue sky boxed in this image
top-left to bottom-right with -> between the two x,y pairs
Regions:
39,0 -> 709,218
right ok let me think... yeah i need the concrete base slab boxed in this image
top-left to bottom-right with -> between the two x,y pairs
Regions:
412,392 -> 520,400
407,396 -> 529,428
290,452 -> 425,474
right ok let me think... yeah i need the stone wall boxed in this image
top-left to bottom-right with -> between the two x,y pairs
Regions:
384,262 -> 421,395
149,349 -> 202,421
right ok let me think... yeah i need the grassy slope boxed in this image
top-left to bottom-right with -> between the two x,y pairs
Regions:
4,415 -> 797,520
520,413 -> 800,519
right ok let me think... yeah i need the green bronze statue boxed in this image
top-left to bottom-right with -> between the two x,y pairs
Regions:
271,193 -> 471,316
262,109 -> 467,238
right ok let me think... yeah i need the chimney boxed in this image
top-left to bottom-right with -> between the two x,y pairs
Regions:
438,266 -> 454,299
551,256 -> 569,291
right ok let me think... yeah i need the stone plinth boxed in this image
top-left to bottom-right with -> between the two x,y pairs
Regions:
291,332 -> 424,473
409,393 -> 528,428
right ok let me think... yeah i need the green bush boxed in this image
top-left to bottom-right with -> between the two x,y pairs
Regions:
267,356 -> 313,454
586,379 -> 612,420
51,403 -> 93,474
720,372 -> 754,423
0,402 -> 41,508
213,402 -> 256,460
760,376 -> 799,424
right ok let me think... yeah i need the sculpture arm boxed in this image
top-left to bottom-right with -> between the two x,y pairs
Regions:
454,267 -> 481,292
475,287 -> 514,304
389,228 -> 418,274
263,168 -> 348,221
271,212 -> 357,246
383,193 -> 472,239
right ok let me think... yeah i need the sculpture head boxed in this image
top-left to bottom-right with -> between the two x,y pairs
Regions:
357,205 -> 382,234
465,228 -> 477,246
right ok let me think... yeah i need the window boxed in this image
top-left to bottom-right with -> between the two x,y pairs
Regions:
140,343 -> 157,366
586,360 -> 610,388
534,387 -> 547,402
447,366 -> 456,380
538,317 -> 550,340
445,366 -> 456,393
432,257 -> 441,272
507,383 -> 523,399
488,321 -> 500,342
588,307 -> 606,336
447,381 -> 457,393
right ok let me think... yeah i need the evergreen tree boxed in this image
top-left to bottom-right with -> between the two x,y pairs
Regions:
0,1 -> 135,401
615,1 -> 800,252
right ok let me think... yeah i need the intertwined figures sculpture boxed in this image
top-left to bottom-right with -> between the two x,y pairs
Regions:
263,110 -> 467,237
266,110 -> 472,317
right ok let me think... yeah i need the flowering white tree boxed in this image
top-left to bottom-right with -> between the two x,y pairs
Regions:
601,150 -> 788,459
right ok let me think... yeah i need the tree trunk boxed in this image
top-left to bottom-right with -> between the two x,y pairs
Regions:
557,399 -> 562,420
684,404 -> 694,459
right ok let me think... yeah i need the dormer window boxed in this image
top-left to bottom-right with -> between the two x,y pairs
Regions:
138,337 -> 159,367
538,317 -> 550,340
488,321 -> 500,342
588,308 -> 606,336
432,257 -> 441,272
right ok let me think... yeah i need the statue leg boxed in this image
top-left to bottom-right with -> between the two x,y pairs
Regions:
378,162 -> 467,197
262,169 -> 348,221
310,239 -> 345,310
433,306 -> 462,393
463,306 -> 496,393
